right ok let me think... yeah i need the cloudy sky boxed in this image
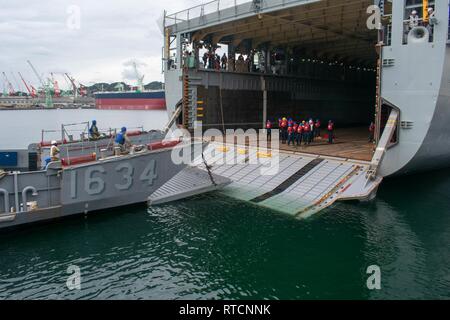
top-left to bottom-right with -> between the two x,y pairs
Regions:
0,0 -> 205,90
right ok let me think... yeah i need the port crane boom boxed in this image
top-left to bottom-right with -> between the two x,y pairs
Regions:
27,60 -> 45,88
18,72 -> 35,97
65,73 -> 79,98
50,73 -> 61,97
1,72 -> 15,95
10,72 -> 22,93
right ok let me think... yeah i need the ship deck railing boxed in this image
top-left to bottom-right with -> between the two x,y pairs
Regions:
164,0 -> 315,33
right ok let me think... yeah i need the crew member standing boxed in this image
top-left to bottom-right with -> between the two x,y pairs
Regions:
303,121 -> 311,146
50,140 -> 61,162
266,120 -> 272,141
315,119 -> 321,138
278,118 -> 282,141
309,119 -> 315,143
281,117 -> 288,144
89,120 -> 101,140
287,125 -> 295,146
296,122 -> 304,146
426,7 -> 438,40
327,120 -> 335,144
203,52 -> 209,69
221,53 -> 228,70
369,122 -> 375,143
409,10 -> 419,29
115,127 -> 132,154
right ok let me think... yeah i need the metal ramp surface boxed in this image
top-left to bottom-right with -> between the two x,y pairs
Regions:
193,143 -> 381,218
149,142 -> 381,218
148,166 -> 231,205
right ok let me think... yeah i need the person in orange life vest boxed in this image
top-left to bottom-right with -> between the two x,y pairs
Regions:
315,119 -> 321,138
266,120 -> 272,141
287,124 -> 295,146
296,123 -> 304,146
327,120 -> 335,144
303,121 -> 311,145
369,122 -> 375,143
281,117 -> 288,143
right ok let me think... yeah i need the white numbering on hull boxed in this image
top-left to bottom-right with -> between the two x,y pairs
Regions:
69,160 -> 158,198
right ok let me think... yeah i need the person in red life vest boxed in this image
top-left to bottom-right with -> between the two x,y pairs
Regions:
293,122 -> 299,143
281,117 -> 288,144
303,121 -> 311,146
296,123 -> 304,146
288,118 -> 294,127
278,118 -> 283,142
287,125 -> 295,146
327,120 -> 335,144
315,119 -> 321,138
266,120 -> 272,141
369,122 -> 375,143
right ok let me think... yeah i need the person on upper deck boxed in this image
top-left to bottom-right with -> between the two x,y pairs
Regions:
221,53 -> 228,70
426,7 -> 438,38
409,10 -> 420,29
202,52 -> 209,69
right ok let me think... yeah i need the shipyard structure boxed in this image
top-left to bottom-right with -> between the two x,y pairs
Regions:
163,0 -> 449,177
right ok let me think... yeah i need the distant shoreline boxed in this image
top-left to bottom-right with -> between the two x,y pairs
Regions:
0,107 -> 96,111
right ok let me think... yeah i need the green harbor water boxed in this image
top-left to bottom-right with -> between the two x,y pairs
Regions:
0,110 -> 449,300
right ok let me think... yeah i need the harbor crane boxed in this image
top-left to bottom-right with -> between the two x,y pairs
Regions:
10,72 -> 23,94
1,72 -> 15,95
65,73 -> 79,98
18,72 -> 37,98
27,60 -> 53,108
65,73 -> 88,97
50,73 -> 61,97
27,60 -> 45,88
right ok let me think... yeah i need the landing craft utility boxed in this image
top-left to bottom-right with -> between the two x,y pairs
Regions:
0,120 -> 206,230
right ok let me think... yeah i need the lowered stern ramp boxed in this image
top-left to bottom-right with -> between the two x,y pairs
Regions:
196,144 -> 381,218
149,109 -> 398,218
149,142 -> 382,218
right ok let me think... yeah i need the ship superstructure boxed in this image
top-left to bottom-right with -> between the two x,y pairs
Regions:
163,0 -> 449,177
